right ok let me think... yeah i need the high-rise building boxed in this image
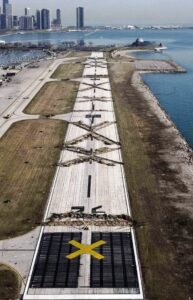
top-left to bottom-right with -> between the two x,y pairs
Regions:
56,9 -> 61,27
0,13 -> 6,29
3,0 -> 8,15
13,15 -> 18,27
76,7 -> 84,29
25,8 -> 30,16
19,16 -> 34,30
41,9 -> 51,30
36,10 -> 41,29
32,15 -> 35,27
5,3 -> 12,29
5,3 -> 11,15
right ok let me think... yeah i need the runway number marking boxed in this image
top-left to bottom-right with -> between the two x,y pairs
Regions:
66,240 -> 106,260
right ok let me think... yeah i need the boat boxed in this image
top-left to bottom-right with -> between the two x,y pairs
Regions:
154,46 -> 168,52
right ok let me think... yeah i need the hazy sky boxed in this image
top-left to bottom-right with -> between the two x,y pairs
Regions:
8,0 -> 193,26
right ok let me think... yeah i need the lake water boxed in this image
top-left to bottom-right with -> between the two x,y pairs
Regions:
0,29 -> 187,46
131,30 -> 193,147
1,29 -> 193,147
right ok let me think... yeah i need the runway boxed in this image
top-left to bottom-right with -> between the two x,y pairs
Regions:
23,52 -> 144,300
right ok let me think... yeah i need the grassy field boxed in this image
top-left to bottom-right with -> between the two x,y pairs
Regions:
24,81 -> 78,116
67,51 -> 91,58
51,62 -> 84,80
25,61 -> 84,116
0,120 -> 67,240
108,60 -> 193,299
0,264 -> 21,300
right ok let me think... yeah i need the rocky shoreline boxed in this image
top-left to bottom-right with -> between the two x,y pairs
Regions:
132,70 -> 193,214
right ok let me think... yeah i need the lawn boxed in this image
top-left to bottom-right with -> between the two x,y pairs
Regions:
0,120 -> 67,240
0,264 -> 21,300
51,62 -> 84,80
24,81 -> 78,116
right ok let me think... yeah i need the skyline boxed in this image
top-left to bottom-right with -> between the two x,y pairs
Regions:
6,0 -> 193,26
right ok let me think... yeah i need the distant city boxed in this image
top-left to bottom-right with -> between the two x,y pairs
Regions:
0,0 -> 191,33
0,0 -> 85,31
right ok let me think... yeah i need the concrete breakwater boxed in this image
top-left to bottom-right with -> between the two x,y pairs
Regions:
113,49 -> 187,73
134,59 -> 186,73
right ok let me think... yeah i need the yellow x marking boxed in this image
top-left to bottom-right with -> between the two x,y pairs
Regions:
66,240 -> 106,260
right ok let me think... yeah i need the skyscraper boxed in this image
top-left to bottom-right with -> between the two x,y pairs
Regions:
19,16 -> 34,30
0,13 -> 6,29
36,10 -> 41,30
56,9 -> 61,27
41,9 -> 51,30
5,3 -> 12,29
13,15 -> 18,27
18,7 -> 34,30
3,0 -> 8,15
76,7 -> 84,29
25,8 -> 30,16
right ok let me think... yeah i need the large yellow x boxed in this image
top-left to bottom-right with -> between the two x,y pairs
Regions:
66,240 -> 106,260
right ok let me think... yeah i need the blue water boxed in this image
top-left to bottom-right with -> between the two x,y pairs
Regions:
0,29 -> 183,46
1,29 -> 193,147
132,31 -> 193,147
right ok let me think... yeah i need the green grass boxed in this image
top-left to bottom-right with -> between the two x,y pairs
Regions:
51,62 -> 84,79
0,264 -> 21,300
0,120 -> 67,240
24,81 -> 78,116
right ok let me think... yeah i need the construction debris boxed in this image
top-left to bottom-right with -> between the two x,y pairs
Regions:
65,121 -> 120,146
77,97 -> 112,103
57,154 -> 123,167
80,81 -> 110,92
64,145 -> 121,156
44,212 -> 135,227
